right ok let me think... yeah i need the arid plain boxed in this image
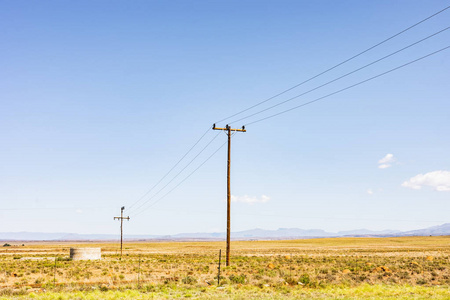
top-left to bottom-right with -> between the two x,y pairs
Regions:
1,236 -> 449,299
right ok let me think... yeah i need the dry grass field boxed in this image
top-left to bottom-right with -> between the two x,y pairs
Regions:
1,236 -> 449,299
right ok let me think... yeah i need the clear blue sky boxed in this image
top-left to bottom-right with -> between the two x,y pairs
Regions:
1,1 -> 449,236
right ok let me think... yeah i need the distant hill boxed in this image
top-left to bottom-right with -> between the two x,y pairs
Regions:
173,228 -> 336,239
337,229 -> 402,236
237,228 -> 334,238
1,223 -> 448,241
401,223 -> 450,236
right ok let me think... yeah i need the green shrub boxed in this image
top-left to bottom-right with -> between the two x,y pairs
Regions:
182,276 -> 197,284
284,276 -> 298,286
229,274 -> 246,284
299,274 -> 310,285
99,285 -> 108,291
416,278 -> 427,285
56,257 -> 72,262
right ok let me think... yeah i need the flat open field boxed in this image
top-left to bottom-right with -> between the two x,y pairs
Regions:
1,236 -> 449,299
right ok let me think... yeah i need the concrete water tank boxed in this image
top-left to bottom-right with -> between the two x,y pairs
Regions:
70,248 -> 101,260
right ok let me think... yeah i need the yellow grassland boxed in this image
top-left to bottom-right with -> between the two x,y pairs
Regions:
0,236 -> 449,299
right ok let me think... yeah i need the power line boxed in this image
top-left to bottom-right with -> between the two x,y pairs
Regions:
125,5 -> 450,224
244,45 -> 450,126
127,131 -> 222,216
228,27 -> 450,125
127,127 -> 212,211
127,131 -> 221,215
214,4 -> 450,125
132,139 -> 230,218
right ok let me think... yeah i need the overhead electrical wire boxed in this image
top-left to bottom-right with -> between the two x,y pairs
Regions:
244,45 -> 450,126
127,127 -> 212,211
214,4 -> 450,125
126,131 -> 222,216
131,138 -> 230,218
128,5 -> 450,219
228,27 -> 450,125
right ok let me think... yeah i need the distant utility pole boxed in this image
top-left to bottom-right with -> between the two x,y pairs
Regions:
212,123 -> 246,266
114,206 -> 130,257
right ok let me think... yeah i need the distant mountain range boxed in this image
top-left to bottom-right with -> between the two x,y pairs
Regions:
1,223 -> 449,241
171,228 -> 402,239
401,223 -> 450,236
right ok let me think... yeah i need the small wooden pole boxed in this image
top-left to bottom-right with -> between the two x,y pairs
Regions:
114,206 -> 130,257
217,249 -> 222,285
138,255 -> 141,287
53,257 -> 57,285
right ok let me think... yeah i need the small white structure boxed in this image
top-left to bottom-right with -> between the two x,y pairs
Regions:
70,248 -> 101,260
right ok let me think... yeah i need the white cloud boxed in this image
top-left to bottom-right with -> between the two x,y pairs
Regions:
231,195 -> 270,204
378,153 -> 395,169
378,153 -> 395,164
75,209 -> 83,214
367,189 -> 374,195
402,170 -> 450,192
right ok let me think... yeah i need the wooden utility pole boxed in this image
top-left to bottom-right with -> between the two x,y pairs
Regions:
212,123 -> 246,266
114,206 -> 130,257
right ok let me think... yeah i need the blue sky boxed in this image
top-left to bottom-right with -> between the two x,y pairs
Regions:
1,1 -> 449,236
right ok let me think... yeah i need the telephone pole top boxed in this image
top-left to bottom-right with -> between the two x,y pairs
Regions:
212,123 -> 246,266
114,206 -> 130,257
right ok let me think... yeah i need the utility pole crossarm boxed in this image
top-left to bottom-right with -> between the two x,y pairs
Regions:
212,124 -> 246,132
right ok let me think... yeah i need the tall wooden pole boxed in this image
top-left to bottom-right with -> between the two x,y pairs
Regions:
212,124 -> 246,266
226,126 -> 231,266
